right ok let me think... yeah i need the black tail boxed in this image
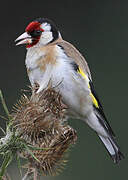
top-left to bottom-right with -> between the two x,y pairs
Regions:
98,135 -> 124,163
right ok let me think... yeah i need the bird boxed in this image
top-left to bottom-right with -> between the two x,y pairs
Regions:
15,17 -> 124,163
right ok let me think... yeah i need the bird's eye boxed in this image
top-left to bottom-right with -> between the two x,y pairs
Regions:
29,30 -> 42,37
36,30 -> 41,33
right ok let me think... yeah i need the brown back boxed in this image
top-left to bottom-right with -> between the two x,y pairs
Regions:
53,38 -> 92,80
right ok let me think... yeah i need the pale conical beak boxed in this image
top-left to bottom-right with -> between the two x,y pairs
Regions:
15,32 -> 32,46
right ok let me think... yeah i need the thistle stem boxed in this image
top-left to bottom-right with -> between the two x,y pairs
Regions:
0,152 -> 12,180
0,90 -> 10,121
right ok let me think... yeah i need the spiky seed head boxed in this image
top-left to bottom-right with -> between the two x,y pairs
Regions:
12,87 -> 77,176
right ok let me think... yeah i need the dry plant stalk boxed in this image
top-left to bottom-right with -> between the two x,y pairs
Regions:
12,87 -> 77,176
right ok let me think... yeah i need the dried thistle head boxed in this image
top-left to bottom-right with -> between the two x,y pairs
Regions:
25,125 -> 77,176
12,87 -> 77,176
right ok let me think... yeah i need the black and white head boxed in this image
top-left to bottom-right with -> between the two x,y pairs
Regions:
15,18 -> 60,48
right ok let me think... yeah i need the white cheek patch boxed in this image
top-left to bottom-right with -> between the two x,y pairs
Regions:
41,23 -> 51,31
39,32 -> 53,45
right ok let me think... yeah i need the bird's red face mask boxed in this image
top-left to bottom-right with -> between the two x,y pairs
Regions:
15,21 -> 44,48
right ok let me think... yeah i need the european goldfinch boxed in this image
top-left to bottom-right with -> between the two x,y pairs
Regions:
15,18 -> 124,163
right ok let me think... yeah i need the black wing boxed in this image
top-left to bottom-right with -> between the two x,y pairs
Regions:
89,80 -> 115,137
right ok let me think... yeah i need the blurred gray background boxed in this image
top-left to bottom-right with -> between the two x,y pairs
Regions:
0,0 -> 127,179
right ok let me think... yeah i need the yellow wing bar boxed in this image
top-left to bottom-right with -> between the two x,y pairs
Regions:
90,93 -> 99,108
78,68 -> 88,80
78,67 -> 99,108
